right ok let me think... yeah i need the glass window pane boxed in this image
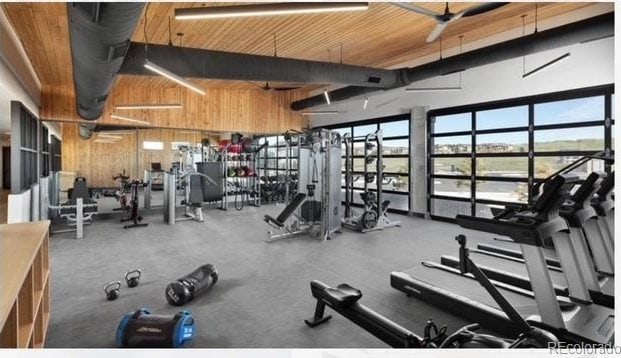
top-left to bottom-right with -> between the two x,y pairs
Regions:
535,96 -> 604,125
476,203 -> 507,218
266,159 -> 277,168
384,192 -> 409,211
383,157 -> 409,174
384,175 -> 409,192
265,136 -> 278,146
476,157 -> 528,178
383,139 -> 409,155
380,120 -> 409,137
432,177 -> 471,198
266,147 -> 277,157
354,124 -> 378,137
476,180 -> 528,203
476,132 -> 528,153
477,106 -> 528,130
534,126 -> 604,152
433,157 -> 470,176
434,113 -> 471,134
431,198 -> 470,218
353,141 -> 377,155
433,135 -> 471,154
278,159 -> 288,169
534,156 -> 606,179
353,158 -> 377,172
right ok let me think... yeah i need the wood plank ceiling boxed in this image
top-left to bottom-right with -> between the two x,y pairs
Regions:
0,2 -> 608,129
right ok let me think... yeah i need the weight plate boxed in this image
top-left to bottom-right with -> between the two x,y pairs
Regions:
361,210 -> 378,230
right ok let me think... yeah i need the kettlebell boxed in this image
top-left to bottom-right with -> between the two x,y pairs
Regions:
125,269 -> 142,288
104,281 -> 122,301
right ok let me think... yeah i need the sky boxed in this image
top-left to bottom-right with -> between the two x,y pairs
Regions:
433,95 -> 610,145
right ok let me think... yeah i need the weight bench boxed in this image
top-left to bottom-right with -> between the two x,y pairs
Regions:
264,192 -> 307,228
305,280 -> 425,348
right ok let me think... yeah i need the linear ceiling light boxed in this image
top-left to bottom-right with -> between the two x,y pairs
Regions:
144,59 -> 206,95
94,139 -> 116,144
522,52 -> 571,79
323,89 -> 331,105
111,114 -> 150,125
300,111 -> 342,115
97,134 -> 123,140
175,2 -> 368,20
115,103 -> 183,110
363,97 -> 369,110
405,87 -> 462,92
99,131 -> 133,135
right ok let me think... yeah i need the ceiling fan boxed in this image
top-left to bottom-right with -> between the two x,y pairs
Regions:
392,2 -> 509,43
247,81 -> 302,91
246,33 -> 302,92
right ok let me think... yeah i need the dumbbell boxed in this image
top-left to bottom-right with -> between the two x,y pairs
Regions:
165,264 -> 219,306
125,269 -> 142,288
104,281 -> 122,301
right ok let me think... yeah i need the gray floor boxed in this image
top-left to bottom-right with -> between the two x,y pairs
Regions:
47,202 -> 513,348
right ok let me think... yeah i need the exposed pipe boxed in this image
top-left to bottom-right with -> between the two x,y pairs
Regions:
120,42 -> 403,88
290,12 -> 614,111
68,2 -> 145,121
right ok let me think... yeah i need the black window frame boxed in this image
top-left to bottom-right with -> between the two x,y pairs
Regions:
427,84 -> 614,222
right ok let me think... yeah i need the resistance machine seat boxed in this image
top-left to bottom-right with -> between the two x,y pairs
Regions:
264,193 -> 307,228
60,177 -> 98,215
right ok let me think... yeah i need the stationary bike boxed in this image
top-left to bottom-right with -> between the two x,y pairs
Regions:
121,179 -> 148,229
112,171 -> 131,212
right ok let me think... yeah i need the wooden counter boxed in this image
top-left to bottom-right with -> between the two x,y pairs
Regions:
0,220 -> 50,348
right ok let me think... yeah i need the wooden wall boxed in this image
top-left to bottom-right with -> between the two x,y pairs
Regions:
61,124 -> 215,187
43,82 -> 309,134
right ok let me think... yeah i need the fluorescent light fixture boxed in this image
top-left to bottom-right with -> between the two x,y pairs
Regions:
522,52 -> 571,79
323,89 -> 331,105
405,87 -> 462,92
300,111 -> 342,115
363,97 -> 369,110
97,134 -> 123,140
94,139 -> 116,144
175,2 -> 368,20
111,114 -> 150,125
178,130 -> 199,134
115,103 -> 183,110
144,59 -> 206,95
100,131 -> 132,135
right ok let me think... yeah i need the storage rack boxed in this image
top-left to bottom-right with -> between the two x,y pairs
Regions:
220,147 -> 260,210
0,221 -> 51,348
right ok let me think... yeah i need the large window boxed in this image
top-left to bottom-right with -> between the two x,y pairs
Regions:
428,85 -> 614,220
257,135 -> 298,179
324,115 -> 410,213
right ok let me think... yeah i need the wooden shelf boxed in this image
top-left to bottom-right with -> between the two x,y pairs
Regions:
0,221 -> 50,348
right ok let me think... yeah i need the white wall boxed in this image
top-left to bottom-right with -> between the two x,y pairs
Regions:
309,37 -> 614,128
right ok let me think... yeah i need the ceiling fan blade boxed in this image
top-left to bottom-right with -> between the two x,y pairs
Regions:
462,2 -> 509,17
427,22 -> 449,43
391,2 -> 440,19
273,87 -> 301,91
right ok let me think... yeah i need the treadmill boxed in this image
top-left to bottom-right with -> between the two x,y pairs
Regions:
440,171 -> 613,308
391,174 -> 614,344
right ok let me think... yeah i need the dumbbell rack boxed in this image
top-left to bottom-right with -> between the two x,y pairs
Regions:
220,149 -> 260,210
